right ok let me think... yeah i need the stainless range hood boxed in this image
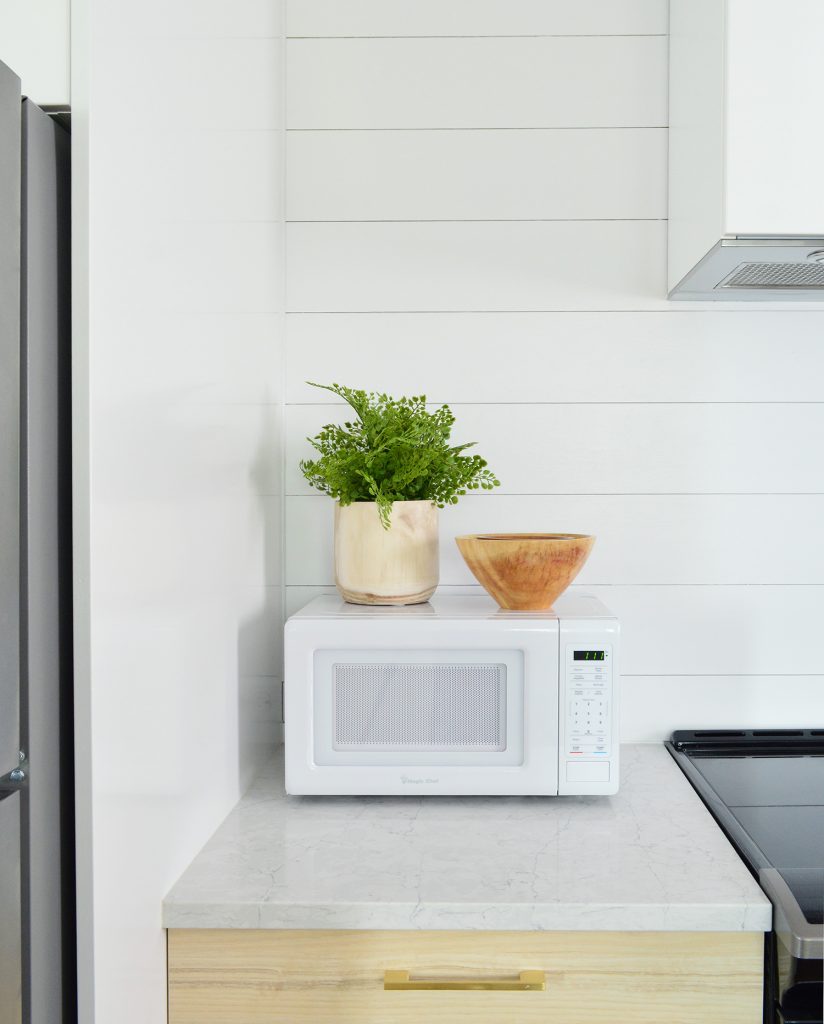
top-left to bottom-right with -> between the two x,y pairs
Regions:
668,0 -> 824,301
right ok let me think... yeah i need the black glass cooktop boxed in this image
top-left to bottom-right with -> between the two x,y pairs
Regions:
689,756 -> 824,925
668,731 -> 824,928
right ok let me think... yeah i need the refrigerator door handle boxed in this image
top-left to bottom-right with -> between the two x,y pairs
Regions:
0,766 -> 27,799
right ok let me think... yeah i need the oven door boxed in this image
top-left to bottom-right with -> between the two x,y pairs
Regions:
285,618 -> 559,795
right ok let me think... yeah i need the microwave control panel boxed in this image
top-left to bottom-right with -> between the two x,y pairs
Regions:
559,629 -> 618,795
565,646 -> 612,756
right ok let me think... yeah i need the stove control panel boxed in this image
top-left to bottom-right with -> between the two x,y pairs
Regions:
559,627 -> 618,795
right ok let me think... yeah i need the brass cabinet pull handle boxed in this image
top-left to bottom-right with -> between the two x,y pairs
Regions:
384,969 -> 546,992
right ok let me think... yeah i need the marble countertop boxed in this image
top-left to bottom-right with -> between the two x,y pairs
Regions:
163,745 -> 771,932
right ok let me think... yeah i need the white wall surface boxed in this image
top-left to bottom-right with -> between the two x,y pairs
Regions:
71,1 -> 285,1021
0,0 -> 69,104
284,0 -> 824,740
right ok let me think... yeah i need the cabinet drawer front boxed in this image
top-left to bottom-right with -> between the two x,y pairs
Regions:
168,929 -> 763,1024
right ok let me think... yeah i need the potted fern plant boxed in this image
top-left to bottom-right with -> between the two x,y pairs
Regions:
300,382 -> 500,605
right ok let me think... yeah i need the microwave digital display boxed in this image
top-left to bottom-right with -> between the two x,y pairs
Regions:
574,651 -> 606,661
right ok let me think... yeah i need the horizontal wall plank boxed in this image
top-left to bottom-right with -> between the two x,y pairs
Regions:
285,402 -> 824,495
287,0 -> 668,38
286,37 -> 667,129
598,584 -> 824,678
286,221 -> 668,311
284,494 -> 824,586
286,311 -> 824,403
286,129 -> 666,221
285,583 -> 824,679
287,224 -> 824,313
621,675 -> 824,742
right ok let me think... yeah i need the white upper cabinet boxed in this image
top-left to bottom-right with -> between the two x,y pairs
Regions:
668,0 -> 824,300
724,0 -> 824,236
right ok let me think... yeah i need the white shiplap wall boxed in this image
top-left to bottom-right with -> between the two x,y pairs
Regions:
284,0 -> 824,740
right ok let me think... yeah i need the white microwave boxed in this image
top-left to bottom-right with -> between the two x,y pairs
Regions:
284,593 -> 619,796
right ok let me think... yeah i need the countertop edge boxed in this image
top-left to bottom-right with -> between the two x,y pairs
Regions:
163,900 -> 772,933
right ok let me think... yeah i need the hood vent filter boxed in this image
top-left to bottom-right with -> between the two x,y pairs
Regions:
717,262 -> 824,290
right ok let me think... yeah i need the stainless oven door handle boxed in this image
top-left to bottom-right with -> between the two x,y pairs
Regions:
759,868 -> 824,960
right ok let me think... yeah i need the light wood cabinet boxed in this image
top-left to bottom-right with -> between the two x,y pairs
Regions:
168,928 -> 763,1024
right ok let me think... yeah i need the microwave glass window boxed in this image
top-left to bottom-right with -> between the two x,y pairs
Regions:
574,651 -> 606,661
333,661 -> 508,752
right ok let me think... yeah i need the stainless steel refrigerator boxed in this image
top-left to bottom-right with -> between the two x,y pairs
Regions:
0,59 -> 74,1024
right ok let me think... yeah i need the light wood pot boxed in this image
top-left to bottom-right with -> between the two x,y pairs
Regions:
334,500 -> 439,606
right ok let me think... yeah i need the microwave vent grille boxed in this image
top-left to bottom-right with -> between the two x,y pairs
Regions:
333,662 -> 506,751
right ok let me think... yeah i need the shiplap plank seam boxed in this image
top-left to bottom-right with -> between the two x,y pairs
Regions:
284,308 -> 824,312
287,37 -> 667,130
286,126 -> 670,131
285,490 -> 824,496
286,219 -> 668,223
287,35 -> 669,40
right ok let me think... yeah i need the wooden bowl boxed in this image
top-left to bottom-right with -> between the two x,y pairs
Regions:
455,533 -> 596,611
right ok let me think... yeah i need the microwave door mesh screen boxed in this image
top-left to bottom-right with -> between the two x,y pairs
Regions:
333,663 -> 506,752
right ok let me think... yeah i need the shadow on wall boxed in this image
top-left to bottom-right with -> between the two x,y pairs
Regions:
237,402 -> 283,790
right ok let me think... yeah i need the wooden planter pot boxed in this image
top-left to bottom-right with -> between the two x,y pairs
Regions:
334,500 -> 439,606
